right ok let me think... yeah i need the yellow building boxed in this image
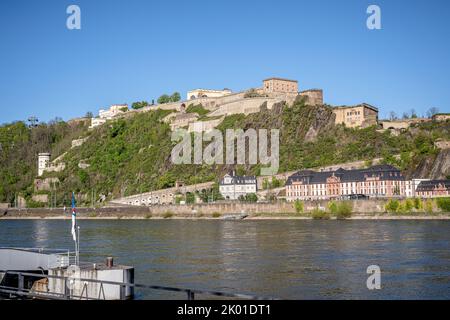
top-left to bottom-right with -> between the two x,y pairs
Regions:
333,103 -> 378,128
262,77 -> 298,94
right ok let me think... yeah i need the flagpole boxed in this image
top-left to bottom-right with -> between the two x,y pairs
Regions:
77,226 -> 80,266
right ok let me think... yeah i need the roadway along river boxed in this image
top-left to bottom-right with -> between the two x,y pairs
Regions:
1,220 -> 449,299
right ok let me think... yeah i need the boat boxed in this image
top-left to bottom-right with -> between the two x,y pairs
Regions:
222,213 -> 248,220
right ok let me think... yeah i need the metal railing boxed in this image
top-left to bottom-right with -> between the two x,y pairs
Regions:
0,270 -> 276,300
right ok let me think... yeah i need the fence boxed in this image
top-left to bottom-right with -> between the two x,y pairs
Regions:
0,270 -> 275,300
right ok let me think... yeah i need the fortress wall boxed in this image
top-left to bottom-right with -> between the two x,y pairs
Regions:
207,97 -> 282,117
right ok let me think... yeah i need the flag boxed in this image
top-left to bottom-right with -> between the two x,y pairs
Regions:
71,192 -> 77,242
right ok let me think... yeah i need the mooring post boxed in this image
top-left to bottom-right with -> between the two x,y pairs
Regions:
64,278 -> 70,299
120,284 -> 125,300
18,273 -> 24,294
187,290 -> 195,300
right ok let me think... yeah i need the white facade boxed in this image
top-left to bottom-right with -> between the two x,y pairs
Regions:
89,117 -> 107,129
219,173 -> 257,200
99,104 -> 128,119
187,89 -> 232,100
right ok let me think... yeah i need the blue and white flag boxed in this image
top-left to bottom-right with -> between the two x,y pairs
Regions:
71,192 -> 77,242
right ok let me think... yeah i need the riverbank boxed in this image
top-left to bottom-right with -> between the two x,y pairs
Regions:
1,206 -> 449,220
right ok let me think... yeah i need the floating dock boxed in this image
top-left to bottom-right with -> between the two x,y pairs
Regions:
0,248 -> 134,300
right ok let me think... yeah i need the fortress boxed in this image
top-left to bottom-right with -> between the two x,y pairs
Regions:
88,77 -> 378,132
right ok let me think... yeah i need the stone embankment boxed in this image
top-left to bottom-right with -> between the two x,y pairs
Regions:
2,200 -> 449,220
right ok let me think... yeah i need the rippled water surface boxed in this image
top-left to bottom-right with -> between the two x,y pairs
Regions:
1,219 -> 449,299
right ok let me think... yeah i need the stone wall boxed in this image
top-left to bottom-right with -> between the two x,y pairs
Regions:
299,89 -> 323,105
4,199 -> 395,217
207,97 -> 283,117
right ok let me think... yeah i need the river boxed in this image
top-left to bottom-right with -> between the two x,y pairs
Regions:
1,219 -> 449,299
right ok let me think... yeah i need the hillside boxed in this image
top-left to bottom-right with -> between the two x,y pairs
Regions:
1,98 -> 449,206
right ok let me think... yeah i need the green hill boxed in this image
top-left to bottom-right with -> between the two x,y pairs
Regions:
1,98 -> 449,206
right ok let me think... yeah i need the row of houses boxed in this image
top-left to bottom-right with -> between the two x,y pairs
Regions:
219,165 -> 450,201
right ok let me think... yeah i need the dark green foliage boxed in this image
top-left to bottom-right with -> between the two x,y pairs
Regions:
385,199 -> 400,212
1,98 -> 448,207
131,101 -> 149,109
186,104 -> 209,117
436,197 -> 450,212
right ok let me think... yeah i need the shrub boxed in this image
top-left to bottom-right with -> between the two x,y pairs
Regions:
385,199 -> 400,213
145,214 -> 152,219
212,212 -> 221,218
245,193 -> 258,202
328,201 -> 338,215
336,201 -> 353,219
311,209 -> 330,220
163,211 -> 174,219
294,200 -> 304,214
436,197 -> 450,212
404,199 -> 414,212
413,198 -> 423,210
424,200 -> 434,214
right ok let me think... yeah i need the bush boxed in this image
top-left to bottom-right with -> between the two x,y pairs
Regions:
336,201 -> 353,219
404,199 -> 414,212
413,198 -> 423,210
311,209 -> 330,220
385,199 -> 400,213
163,211 -> 174,219
436,197 -> 450,212
294,200 -> 304,214
328,201 -> 338,215
212,212 -> 221,218
145,214 -> 152,219
424,200 -> 434,214
245,193 -> 258,202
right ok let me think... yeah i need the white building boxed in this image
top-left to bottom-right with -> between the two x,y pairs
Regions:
89,117 -> 107,129
407,179 -> 431,198
187,89 -> 232,100
99,104 -> 129,119
219,172 -> 257,200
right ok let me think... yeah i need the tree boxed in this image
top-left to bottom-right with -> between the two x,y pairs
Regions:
157,94 -> 171,104
244,193 -> 258,202
389,111 -> 398,121
85,112 -> 93,118
170,92 -> 181,102
132,101 -> 149,110
410,109 -> 417,118
426,107 -> 439,118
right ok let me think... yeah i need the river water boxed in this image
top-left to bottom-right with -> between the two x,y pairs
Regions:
1,219 -> 449,299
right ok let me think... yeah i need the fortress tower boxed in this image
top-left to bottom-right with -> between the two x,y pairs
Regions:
38,153 -> 51,176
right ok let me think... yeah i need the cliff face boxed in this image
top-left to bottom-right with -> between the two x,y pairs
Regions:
413,149 -> 450,179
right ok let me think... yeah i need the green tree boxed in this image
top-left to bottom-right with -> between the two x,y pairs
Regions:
157,94 -> 171,104
170,92 -> 181,102
132,101 -> 149,110
244,193 -> 258,202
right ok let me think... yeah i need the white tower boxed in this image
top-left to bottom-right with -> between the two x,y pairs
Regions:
38,153 -> 51,176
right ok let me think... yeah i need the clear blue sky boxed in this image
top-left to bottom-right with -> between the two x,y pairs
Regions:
0,0 -> 449,124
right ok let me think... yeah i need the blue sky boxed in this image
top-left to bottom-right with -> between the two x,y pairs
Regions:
0,0 -> 449,124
